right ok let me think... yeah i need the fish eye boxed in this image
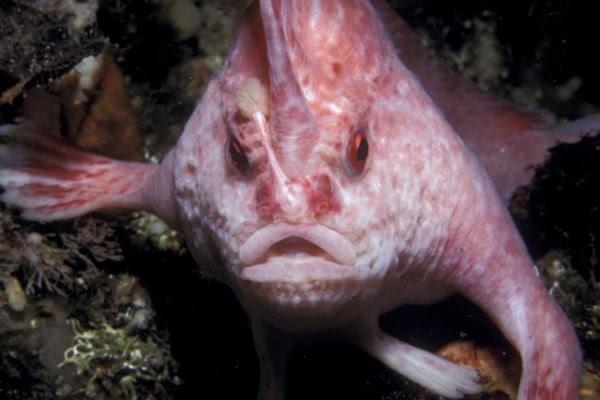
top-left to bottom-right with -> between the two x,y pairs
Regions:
346,128 -> 369,176
226,135 -> 250,176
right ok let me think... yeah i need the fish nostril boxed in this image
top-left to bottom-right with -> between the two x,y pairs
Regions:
331,62 -> 342,77
256,174 -> 339,219
314,201 -> 331,216
314,174 -> 332,195
308,174 -> 340,217
255,179 -> 281,220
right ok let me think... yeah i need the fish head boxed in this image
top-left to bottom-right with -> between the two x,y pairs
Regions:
175,0 -> 457,329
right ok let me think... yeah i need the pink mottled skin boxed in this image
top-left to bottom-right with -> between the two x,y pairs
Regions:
0,1 -> 589,399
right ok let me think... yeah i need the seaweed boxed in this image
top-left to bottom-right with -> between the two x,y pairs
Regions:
60,319 -> 179,400
0,210 -> 182,400
0,211 -> 123,296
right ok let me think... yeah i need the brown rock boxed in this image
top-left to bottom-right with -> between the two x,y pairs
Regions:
437,340 -> 520,399
53,50 -> 145,161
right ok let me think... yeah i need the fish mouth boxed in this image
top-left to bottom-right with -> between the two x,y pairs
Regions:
239,223 -> 358,283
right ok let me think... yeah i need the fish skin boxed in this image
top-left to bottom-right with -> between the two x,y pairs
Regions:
373,0 -> 599,204
0,1 -> 587,399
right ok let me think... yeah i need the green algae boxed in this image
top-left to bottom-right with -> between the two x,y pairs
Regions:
61,319 -> 179,400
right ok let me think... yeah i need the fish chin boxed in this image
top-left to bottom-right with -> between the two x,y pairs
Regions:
234,222 -> 374,329
237,255 -> 369,330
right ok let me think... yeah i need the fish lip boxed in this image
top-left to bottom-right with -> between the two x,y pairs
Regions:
239,223 -> 357,267
240,258 -> 357,283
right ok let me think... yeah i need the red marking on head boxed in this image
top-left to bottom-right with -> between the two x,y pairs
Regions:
531,350 -> 541,365
526,383 -> 538,400
184,162 -> 197,175
538,385 -> 550,399
307,174 -> 340,218
255,177 -> 282,220
503,236 -> 523,258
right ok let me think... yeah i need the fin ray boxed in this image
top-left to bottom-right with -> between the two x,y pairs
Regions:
0,120 -> 157,222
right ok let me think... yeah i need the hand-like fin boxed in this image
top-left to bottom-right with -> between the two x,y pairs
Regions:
447,208 -> 582,400
0,119 -> 178,227
352,321 -> 483,398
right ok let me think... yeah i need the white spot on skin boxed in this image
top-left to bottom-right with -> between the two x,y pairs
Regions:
236,78 -> 270,118
309,0 -> 321,30
323,101 -> 343,115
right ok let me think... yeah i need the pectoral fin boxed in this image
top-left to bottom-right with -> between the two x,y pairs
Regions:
0,119 -> 179,228
351,321 -> 483,398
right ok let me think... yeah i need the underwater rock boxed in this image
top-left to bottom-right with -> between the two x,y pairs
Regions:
437,340 -> 520,399
0,0 -> 103,101
52,50 -> 145,161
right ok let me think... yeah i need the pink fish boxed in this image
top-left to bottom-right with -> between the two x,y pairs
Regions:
0,1 -> 591,398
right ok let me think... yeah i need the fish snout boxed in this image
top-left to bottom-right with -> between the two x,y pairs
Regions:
255,174 -> 340,221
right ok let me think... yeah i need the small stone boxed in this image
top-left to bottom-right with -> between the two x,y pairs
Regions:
3,277 -> 27,312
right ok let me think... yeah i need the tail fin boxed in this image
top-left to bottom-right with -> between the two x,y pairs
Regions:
0,119 -> 159,222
